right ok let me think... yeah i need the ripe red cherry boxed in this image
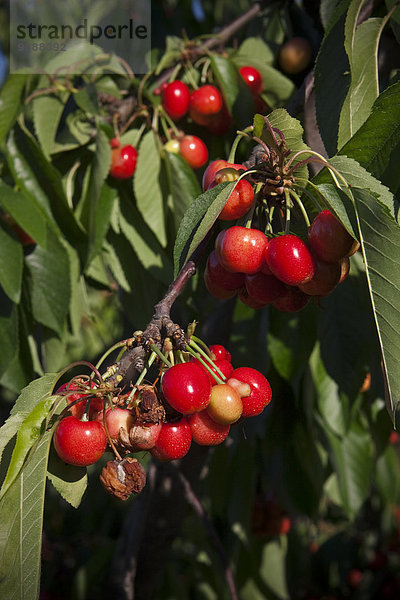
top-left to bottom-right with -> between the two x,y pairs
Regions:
179,135 -> 208,169
298,256 -> 341,296
206,101 -> 233,135
109,144 -> 138,179
228,367 -> 271,417
308,210 -> 360,263
266,234 -> 315,285
151,419 -> 192,461
272,285 -> 310,312
217,179 -> 255,221
239,66 -> 263,95
209,344 -> 231,362
57,380 -> 101,418
202,160 -> 244,191
53,416 -> 107,466
187,410 -> 230,446
207,383 -> 243,425
238,288 -> 266,310
189,85 -> 223,125
216,226 -> 268,275
204,250 -> 245,299
161,362 -> 212,414
161,80 -> 190,120
245,271 -> 286,306
110,137 -> 120,149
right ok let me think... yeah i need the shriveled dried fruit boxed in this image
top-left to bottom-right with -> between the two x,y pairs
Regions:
133,385 -> 166,424
100,457 -> 146,500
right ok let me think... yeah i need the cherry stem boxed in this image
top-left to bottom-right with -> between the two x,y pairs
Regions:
187,339 -> 226,381
128,351 -> 158,403
103,404 -> 122,461
293,179 -> 324,211
174,468 -> 240,600
284,189 -> 291,234
96,340 -> 131,372
190,335 -> 212,356
289,189 -> 311,227
150,344 -> 172,367
158,106 -> 180,138
228,128 -> 252,164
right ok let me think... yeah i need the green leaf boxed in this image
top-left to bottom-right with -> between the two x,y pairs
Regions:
338,1 -> 389,149
267,302 -> 317,380
173,181 -> 236,277
314,0 -> 350,156
0,394 -> 55,499
0,373 -> 58,479
0,221 -> 23,303
25,229 -> 71,335
314,154 -> 395,218
0,428 -> 52,600
324,421 -> 373,519
46,444 -> 87,508
311,183 -> 359,240
32,93 -> 65,158
235,37 -> 274,65
210,54 -> 240,115
0,290 -> 18,381
351,188 -> 400,425
134,130 -> 167,247
0,182 -> 48,248
0,74 -> 27,144
80,130 -> 113,264
338,81 -> 400,183
318,256 -> 376,398
74,83 -> 99,114
6,126 -> 84,244
164,152 -> 201,227
118,198 -> 172,286
375,444 -> 400,504
310,345 -> 348,437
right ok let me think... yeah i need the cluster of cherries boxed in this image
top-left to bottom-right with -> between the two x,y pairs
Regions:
158,65 -> 264,169
203,160 -> 360,311
52,343 -> 272,470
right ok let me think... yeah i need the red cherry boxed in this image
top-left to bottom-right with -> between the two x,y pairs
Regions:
53,416 -> 107,466
187,410 -> 230,446
228,367 -> 271,417
298,256 -> 341,296
161,362 -> 212,414
272,285 -> 310,312
204,251 -> 245,297
238,288 -> 266,310
239,65 -> 263,95
110,137 -> 120,149
151,419 -> 192,461
308,210 -> 360,263
109,144 -> 138,179
190,357 -> 233,385
202,160 -> 244,191
179,135 -> 208,169
207,383 -> 243,425
57,380 -> 101,419
245,271 -> 286,306
189,85 -> 223,124
215,226 -> 268,274
161,80 -> 190,121
209,344 -> 231,362
266,234 -> 315,285
347,568 -> 363,589
206,101 -> 233,135
218,179 -> 255,221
